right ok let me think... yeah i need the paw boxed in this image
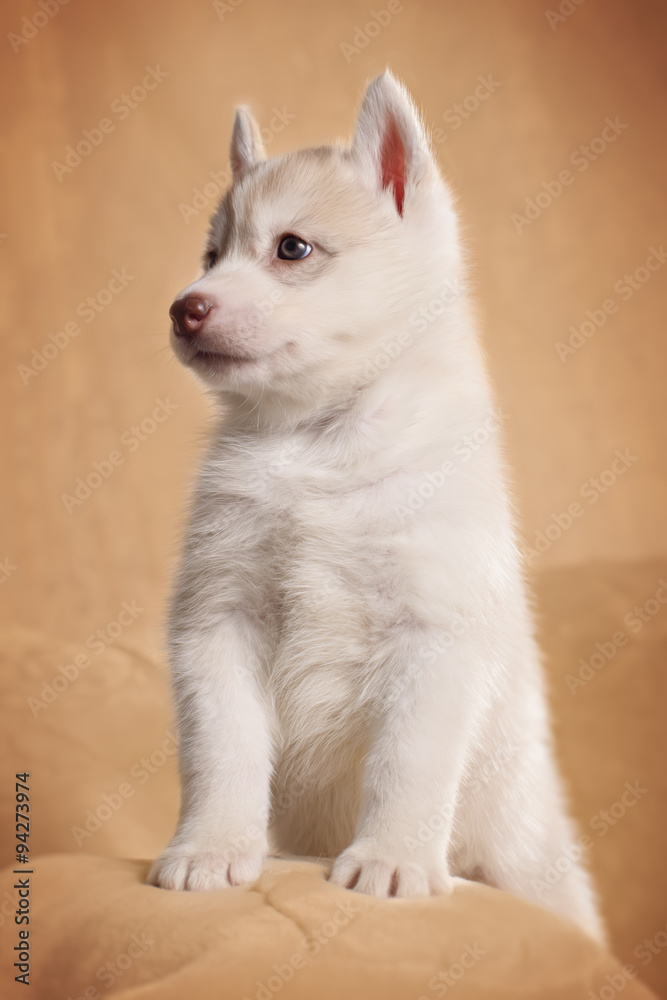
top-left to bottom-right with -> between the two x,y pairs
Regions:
148,843 -> 265,891
329,841 -> 453,899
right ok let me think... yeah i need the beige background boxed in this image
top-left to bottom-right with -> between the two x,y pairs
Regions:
0,1 -> 666,994
1,0 -> 666,645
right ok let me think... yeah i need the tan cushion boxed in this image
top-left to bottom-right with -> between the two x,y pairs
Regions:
0,558 -> 663,998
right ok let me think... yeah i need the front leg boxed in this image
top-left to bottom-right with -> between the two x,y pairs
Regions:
149,612 -> 273,891
330,622 -> 483,898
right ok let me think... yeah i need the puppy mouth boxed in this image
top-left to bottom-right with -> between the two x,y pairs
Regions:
190,347 -> 259,368
172,334 -> 292,376
174,343 -> 266,374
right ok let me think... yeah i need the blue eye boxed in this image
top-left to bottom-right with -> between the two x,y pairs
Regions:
277,234 -> 312,260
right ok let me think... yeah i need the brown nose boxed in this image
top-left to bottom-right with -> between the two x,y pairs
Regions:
169,294 -> 214,338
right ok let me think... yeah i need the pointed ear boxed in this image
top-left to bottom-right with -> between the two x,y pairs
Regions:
230,106 -> 265,178
351,71 -> 431,216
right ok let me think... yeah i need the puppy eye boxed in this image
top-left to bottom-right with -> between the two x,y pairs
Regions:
277,234 -> 312,261
205,251 -> 218,270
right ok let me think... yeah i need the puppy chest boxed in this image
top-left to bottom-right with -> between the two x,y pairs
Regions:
266,485 -> 411,651
210,447 -> 422,641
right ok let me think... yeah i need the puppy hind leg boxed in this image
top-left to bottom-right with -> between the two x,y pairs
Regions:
461,756 -> 607,945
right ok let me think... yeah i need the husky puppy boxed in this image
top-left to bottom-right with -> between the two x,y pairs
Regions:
149,72 -> 604,943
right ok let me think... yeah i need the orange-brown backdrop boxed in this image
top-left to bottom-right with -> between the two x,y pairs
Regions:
2,0 -> 667,645
1,0 -> 666,992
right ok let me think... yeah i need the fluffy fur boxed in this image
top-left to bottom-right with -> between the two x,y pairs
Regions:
148,71 -> 605,943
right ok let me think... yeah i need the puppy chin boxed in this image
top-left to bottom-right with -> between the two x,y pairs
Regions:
193,355 -> 273,390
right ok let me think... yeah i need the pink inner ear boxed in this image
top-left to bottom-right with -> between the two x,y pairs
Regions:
380,116 -> 406,216
231,150 -> 244,176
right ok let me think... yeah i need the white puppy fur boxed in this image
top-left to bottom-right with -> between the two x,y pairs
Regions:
148,72 -> 605,943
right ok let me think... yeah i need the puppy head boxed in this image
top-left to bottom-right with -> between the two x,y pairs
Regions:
169,71 -> 458,414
